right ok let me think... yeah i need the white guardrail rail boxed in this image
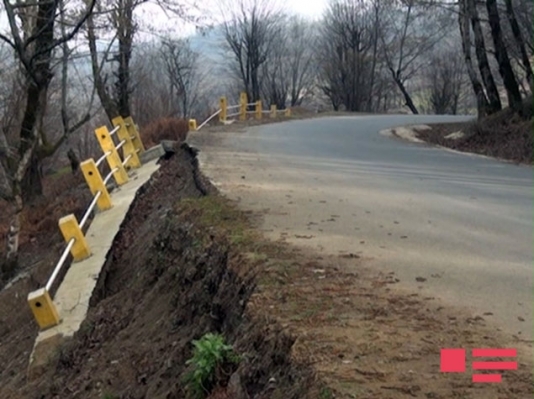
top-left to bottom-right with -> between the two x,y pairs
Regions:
189,92 -> 292,131
27,116 -> 146,330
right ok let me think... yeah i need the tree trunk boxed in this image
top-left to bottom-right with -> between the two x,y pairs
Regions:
467,0 -> 502,114
87,14 -> 118,122
367,9 -> 380,112
486,0 -> 523,111
21,153 -> 43,202
391,70 -> 419,114
459,0 -> 490,117
4,0 -> 58,269
503,0 -> 533,95
67,148 -> 80,173
2,192 -> 22,280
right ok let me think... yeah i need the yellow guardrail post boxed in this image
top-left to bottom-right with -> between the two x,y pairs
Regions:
219,97 -> 227,122
270,104 -> 277,118
94,126 -> 129,186
113,116 -> 141,169
189,119 -> 197,131
285,108 -> 292,117
255,100 -> 262,120
28,288 -> 60,329
80,159 -> 113,211
124,116 -> 145,155
240,92 -> 247,121
58,215 -> 91,261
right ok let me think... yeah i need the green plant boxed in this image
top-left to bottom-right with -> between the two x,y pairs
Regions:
184,333 -> 240,399
319,386 -> 333,399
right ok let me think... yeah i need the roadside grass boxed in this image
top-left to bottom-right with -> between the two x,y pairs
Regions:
48,166 -> 71,179
174,195 -> 357,395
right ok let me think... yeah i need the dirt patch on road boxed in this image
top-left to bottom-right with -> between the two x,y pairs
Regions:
415,100 -> 533,164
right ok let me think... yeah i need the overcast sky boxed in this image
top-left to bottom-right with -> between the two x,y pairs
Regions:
135,0 -> 327,39
0,0 -> 327,45
287,0 -> 326,18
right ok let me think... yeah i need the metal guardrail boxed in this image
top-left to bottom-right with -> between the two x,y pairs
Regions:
197,109 -> 222,131
29,95 -> 291,329
191,93 -> 292,132
27,115 -> 146,331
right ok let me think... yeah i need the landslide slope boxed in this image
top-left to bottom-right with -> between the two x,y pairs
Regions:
7,143 -> 315,399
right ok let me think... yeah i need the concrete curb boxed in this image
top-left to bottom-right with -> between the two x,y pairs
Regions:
379,125 -> 429,144
382,125 -> 527,166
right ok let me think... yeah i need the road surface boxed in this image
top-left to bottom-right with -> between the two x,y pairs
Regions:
193,115 -> 533,342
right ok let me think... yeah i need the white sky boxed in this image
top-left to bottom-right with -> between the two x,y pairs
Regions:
0,0 -> 328,45
135,0 -> 327,39
287,0 -> 327,19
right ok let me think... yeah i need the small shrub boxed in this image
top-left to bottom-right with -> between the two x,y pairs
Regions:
141,118 -> 189,147
319,386 -> 333,399
184,333 -> 240,399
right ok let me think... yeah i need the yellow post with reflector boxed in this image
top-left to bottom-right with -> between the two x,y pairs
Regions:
94,126 -> 128,186
189,119 -> 197,131
80,159 -> 113,211
113,116 -> 141,169
124,116 -> 145,156
255,100 -> 262,120
28,288 -> 60,329
240,92 -> 247,121
58,214 -> 91,261
219,97 -> 227,122
270,104 -> 277,118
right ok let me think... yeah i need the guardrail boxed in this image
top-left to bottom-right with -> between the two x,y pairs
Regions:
189,92 -> 292,132
27,115 -> 146,330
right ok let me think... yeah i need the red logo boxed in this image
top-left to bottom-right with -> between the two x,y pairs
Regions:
440,348 -> 517,383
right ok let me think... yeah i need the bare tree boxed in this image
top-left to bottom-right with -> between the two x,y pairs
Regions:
160,38 -> 203,118
286,16 -> 316,107
380,0 -> 450,114
85,0 -> 138,121
425,49 -> 466,114
261,16 -> 316,108
503,0 -> 532,95
318,0 -> 376,112
458,0 -> 490,117
86,0 -> 200,122
85,7 -> 119,121
0,0 -> 95,275
222,0 -> 282,103
260,16 -> 289,109
485,0 -> 523,112
58,0 -> 98,174
464,0 -> 502,113
129,43 -> 172,126
113,0 -> 137,117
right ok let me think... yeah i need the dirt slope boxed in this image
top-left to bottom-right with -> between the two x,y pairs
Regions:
416,99 -> 533,164
0,143 -> 315,399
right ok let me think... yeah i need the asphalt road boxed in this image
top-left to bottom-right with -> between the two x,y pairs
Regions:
196,114 -> 533,342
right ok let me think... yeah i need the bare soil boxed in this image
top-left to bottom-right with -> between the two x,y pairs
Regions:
0,144 -> 319,399
415,101 -> 533,164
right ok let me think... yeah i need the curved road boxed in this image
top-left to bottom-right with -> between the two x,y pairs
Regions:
197,115 -> 533,340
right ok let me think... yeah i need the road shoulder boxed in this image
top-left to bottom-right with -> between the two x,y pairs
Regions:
189,127 -> 534,399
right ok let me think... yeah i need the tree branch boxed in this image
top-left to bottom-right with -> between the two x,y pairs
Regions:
29,0 -> 97,64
